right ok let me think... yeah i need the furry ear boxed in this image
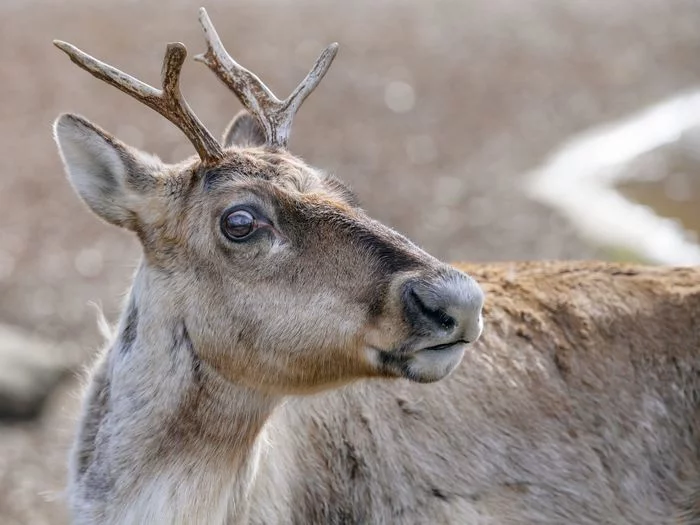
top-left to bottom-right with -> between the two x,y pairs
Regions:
222,110 -> 266,148
53,114 -> 160,230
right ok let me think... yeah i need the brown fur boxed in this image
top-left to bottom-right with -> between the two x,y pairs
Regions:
268,262 -> 700,524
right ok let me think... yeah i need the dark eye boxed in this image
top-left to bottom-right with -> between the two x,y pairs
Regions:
221,209 -> 256,241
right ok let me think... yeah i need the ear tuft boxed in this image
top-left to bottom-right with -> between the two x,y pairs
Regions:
53,113 -> 155,230
222,110 -> 266,148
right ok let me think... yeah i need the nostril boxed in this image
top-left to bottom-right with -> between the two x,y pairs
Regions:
408,287 -> 456,331
402,270 -> 483,340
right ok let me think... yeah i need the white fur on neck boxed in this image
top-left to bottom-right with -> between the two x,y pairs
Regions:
110,438 -> 265,525
70,265 -> 279,525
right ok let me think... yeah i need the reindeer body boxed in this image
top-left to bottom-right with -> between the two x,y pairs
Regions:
73,261 -> 700,524
53,9 -> 700,525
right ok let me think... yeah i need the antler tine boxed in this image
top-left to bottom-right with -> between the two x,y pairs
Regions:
195,7 -> 338,148
283,43 -> 339,120
54,40 -> 224,164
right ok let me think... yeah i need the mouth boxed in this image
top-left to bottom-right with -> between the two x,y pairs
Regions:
371,339 -> 469,384
421,339 -> 469,352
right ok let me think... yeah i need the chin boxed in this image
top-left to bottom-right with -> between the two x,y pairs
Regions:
366,343 -> 467,384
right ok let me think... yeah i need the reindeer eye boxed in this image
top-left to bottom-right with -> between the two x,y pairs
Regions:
221,209 -> 256,241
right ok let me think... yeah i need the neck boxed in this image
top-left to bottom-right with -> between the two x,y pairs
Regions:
69,265 -> 280,525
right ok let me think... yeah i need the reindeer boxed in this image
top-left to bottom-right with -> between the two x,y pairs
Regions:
53,8 -> 700,525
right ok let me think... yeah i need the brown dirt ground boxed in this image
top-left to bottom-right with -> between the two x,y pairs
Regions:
1,0 -> 700,522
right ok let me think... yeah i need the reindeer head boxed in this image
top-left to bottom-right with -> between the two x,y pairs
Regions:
53,9 -> 484,395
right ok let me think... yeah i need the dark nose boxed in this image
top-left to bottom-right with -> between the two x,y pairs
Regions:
403,269 -> 484,343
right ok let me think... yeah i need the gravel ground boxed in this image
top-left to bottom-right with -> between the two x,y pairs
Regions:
1,0 -> 700,521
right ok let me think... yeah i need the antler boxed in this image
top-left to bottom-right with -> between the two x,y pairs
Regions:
195,7 -> 338,148
53,40 -> 224,164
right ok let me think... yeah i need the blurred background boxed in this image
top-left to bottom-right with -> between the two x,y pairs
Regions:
1,0 -> 700,522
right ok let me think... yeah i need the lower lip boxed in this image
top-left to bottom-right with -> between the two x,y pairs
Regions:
407,343 -> 467,382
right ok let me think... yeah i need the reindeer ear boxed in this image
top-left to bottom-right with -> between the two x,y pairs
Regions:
222,110 -> 266,148
53,114 -> 160,230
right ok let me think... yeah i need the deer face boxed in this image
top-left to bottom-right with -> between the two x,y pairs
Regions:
54,112 -> 484,393
53,10 -> 483,394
